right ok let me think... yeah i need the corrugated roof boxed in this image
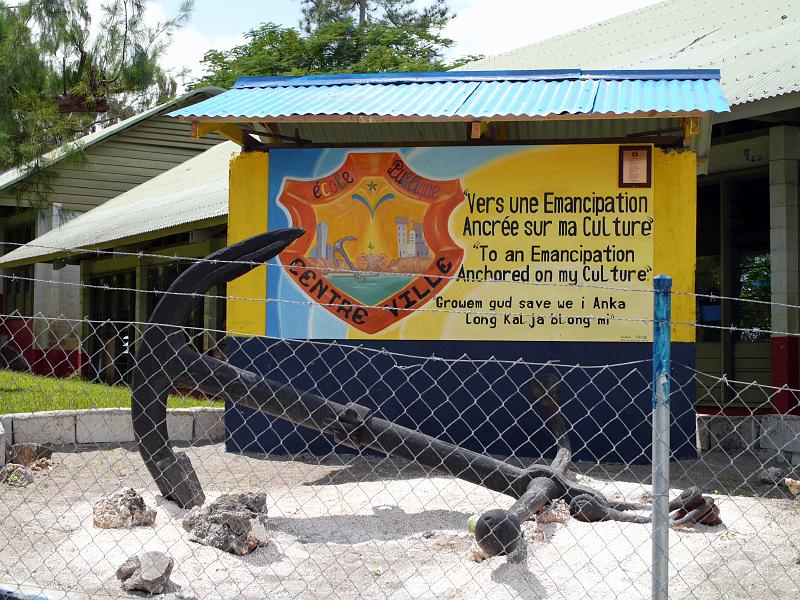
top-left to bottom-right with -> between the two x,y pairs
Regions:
0,87 -> 223,193
170,69 -> 728,122
0,142 -> 238,268
454,0 -> 800,108
187,81 -> 480,119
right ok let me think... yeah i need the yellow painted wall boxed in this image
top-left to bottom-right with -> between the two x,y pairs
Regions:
653,149 -> 697,343
227,151 -> 269,335
226,146 -> 698,343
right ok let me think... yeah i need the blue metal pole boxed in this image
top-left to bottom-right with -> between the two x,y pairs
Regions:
652,274 -> 672,600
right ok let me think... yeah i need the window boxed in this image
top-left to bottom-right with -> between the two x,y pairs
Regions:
2,221 -> 36,315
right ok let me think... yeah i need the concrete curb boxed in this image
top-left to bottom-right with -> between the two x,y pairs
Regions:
0,418 -> 5,467
0,407 -> 224,447
0,578 -> 112,599
697,414 -> 800,465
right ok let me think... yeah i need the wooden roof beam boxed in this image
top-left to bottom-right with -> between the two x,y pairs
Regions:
180,110 -> 710,125
469,121 -> 510,141
258,123 -> 312,145
191,122 -> 264,151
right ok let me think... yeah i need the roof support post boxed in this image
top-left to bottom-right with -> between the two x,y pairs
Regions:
682,116 -> 700,146
470,122 -> 482,140
79,260 -> 91,360
768,125 -> 800,412
470,121 -> 497,141
686,116 -> 712,175
134,256 -> 149,354
719,177 -> 735,407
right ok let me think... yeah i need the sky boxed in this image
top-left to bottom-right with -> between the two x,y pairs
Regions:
139,0 -> 663,87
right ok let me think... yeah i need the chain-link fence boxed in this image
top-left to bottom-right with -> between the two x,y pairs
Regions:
0,267 -> 799,599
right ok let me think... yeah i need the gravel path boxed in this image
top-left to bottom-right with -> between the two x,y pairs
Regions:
1,445 -> 798,599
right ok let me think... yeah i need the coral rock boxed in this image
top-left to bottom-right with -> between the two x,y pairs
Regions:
29,458 -> 53,472
93,488 -> 157,529
467,547 -> 487,563
0,463 -> 34,487
759,467 -> 789,484
182,492 -> 267,555
10,443 -> 52,467
536,499 -> 571,524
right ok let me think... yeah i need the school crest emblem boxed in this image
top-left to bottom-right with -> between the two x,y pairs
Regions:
278,152 -> 465,334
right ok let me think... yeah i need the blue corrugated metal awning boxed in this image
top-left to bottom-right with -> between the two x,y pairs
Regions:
170,69 -> 729,122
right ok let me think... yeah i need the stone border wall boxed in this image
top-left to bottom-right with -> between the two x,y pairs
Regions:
697,414 -> 800,466
0,418 -> 5,467
3,409 -> 798,468
0,407 -> 224,466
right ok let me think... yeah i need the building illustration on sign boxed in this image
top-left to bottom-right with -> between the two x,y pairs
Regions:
395,217 -> 430,258
309,220 -> 332,260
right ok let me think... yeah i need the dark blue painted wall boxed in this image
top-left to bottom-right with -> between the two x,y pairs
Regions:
224,339 -> 696,464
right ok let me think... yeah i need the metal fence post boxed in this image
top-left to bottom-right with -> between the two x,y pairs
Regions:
652,274 -> 672,600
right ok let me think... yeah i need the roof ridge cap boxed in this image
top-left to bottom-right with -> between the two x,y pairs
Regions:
232,69 -> 720,90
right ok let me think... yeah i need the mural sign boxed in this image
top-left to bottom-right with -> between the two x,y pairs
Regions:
277,153 -> 464,335
267,145 -> 655,342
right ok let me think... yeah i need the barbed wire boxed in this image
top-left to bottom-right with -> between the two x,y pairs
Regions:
0,270 -> 718,334
2,308 -> 798,598
0,271 -> 656,321
8,311 -> 800,397
1,239 -> 789,311
0,271 -> 791,340
671,361 -> 800,393
0,239 -> 658,296
0,311 -> 657,371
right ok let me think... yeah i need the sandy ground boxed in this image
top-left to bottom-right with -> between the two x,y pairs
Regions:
0,445 -> 798,600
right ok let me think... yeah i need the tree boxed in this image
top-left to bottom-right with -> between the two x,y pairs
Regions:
55,0 -> 194,117
0,0 -> 193,205
195,25 -> 307,89
194,1 -> 478,89
300,0 -> 453,62
300,0 -> 451,33
0,1 -> 86,200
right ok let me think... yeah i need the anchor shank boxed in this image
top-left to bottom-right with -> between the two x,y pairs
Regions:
175,350 -> 531,498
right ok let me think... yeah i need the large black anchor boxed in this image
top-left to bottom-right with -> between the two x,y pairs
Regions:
132,228 -> 720,558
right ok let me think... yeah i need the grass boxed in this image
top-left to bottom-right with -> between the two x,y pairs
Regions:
0,370 -> 222,413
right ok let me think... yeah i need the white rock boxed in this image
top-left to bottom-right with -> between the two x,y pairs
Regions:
695,416 -> 711,451
706,415 -> 759,451
759,466 -> 790,484
116,551 -> 174,595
